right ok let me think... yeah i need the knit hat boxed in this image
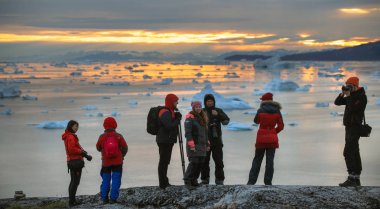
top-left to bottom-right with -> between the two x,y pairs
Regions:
103,117 -> 117,130
204,94 -> 215,107
191,101 -> 202,109
260,92 -> 273,101
165,93 -> 179,110
346,77 -> 359,87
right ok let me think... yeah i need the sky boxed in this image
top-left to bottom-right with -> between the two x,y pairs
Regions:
0,0 -> 379,58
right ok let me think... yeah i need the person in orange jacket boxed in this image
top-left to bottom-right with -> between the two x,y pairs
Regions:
62,120 -> 92,207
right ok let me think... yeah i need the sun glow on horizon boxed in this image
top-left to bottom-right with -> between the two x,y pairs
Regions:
0,30 -> 275,44
299,38 -> 377,47
339,8 -> 370,14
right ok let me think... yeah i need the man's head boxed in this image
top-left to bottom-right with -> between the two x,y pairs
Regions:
165,93 -> 179,110
204,94 -> 215,108
260,92 -> 273,101
342,77 -> 359,92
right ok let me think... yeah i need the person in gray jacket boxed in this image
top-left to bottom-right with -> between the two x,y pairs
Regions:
183,101 -> 210,188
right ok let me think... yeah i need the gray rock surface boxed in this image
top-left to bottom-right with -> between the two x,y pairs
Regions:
0,185 -> 379,209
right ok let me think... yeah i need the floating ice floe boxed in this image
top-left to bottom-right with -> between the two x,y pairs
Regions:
70,72 -> 82,77
40,110 -> 49,114
204,80 -> 211,83
192,84 -> 252,110
192,79 -> 199,84
81,105 -> 98,110
226,122 -> 254,131
315,102 -> 329,108
288,122 -> 298,127
376,99 -> 380,106
93,66 -> 101,70
318,71 -> 344,80
0,67 -> 4,73
252,89 -> 266,96
330,111 -> 344,117
264,79 -> 300,92
36,120 -> 69,129
85,112 -> 104,117
0,86 -> 21,98
296,84 -> 312,92
243,111 -> 257,115
0,79 -> 30,84
102,96 -> 111,99
51,62 -> 68,68
131,69 -> 144,73
14,69 -> 24,74
196,72 -> 203,77
101,81 -> 130,86
128,99 -> 138,105
224,72 -> 240,78
111,111 -> 121,117
22,95 -> 38,100
143,75 -> 152,79
0,108 -> 13,115
154,78 -> 173,85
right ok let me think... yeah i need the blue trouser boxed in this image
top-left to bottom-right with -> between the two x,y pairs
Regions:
100,164 -> 122,201
248,148 -> 276,185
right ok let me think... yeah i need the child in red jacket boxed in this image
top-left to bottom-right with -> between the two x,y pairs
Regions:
96,117 -> 128,204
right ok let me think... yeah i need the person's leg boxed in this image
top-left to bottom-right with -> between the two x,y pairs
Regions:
110,165 -> 123,202
158,143 -> 174,188
184,157 -> 197,186
264,149 -> 276,185
247,149 -> 265,185
100,166 -> 111,202
69,167 -> 82,205
200,149 -> 211,184
340,127 -> 361,186
212,145 -> 225,184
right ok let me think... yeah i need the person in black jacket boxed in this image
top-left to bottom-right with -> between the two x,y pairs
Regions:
156,93 -> 182,189
334,76 -> 367,187
200,94 -> 230,185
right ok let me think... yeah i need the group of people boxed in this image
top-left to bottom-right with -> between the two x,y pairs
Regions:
62,76 -> 367,206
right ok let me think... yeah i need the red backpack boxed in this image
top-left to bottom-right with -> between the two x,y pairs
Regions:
103,135 -> 120,159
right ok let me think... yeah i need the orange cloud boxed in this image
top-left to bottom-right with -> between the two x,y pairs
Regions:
299,38 -> 378,47
298,33 -> 311,38
339,8 -> 370,14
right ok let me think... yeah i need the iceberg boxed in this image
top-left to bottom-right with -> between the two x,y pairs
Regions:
264,79 -> 299,92
154,78 -> 173,85
252,89 -> 266,96
330,111 -> 344,117
128,99 -> 138,105
243,111 -> 257,115
192,79 -> 199,84
101,81 -> 130,86
224,72 -> 240,78
14,69 -> 24,74
0,86 -> 21,98
36,120 -> 69,129
288,122 -> 298,127
143,75 -> 152,79
296,84 -> 312,92
315,102 -> 329,107
111,111 -> 121,117
376,99 -> 380,106
0,108 -> 13,115
192,84 -> 252,110
102,96 -> 111,99
93,66 -> 101,70
22,95 -> 38,100
81,105 -> 98,110
70,72 -> 82,77
0,79 -> 30,84
195,72 -> 203,77
226,122 -> 254,131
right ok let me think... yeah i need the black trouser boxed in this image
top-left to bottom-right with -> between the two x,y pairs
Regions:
201,144 -> 224,182
184,157 -> 205,182
344,126 -> 362,175
248,148 -> 275,185
157,143 -> 174,188
69,167 -> 82,204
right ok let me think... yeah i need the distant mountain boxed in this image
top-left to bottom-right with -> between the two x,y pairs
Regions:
224,54 -> 271,61
281,41 -> 380,61
219,49 -> 297,61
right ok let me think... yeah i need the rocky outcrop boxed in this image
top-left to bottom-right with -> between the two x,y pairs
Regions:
1,185 -> 379,209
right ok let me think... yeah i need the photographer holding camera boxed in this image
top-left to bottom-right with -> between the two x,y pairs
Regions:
200,94 -> 230,185
62,120 -> 92,207
334,76 -> 367,187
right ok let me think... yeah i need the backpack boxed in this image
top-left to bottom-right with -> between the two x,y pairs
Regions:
103,135 -> 119,159
147,106 -> 168,135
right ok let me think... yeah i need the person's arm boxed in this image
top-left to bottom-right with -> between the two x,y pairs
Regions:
96,134 -> 103,152
253,109 -> 262,124
334,93 -> 347,106
67,135 -> 82,155
119,134 -> 128,157
217,109 -> 230,125
184,117 -> 195,151
275,112 -> 284,133
160,110 -> 180,129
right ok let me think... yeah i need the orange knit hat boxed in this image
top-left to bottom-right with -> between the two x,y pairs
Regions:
346,77 -> 359,87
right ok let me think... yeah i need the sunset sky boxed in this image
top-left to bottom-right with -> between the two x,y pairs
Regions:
0,0 -> 379,58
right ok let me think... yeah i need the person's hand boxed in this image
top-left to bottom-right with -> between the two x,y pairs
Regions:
212,110 -> 218,116
343,90 -> 351,97
175,112 -> 182,120
206,146 -> 210,152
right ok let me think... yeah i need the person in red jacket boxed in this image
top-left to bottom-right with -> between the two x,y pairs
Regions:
96,117 -> 128,204
62,120 -> 92,207
247,92 -> 284,185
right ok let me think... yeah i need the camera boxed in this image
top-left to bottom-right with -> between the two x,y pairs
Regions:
341,84 -> 353,92
82,151 -> 92,161
209,119 -> 219,139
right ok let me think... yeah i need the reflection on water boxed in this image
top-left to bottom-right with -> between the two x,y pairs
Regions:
0,61 -> 379,198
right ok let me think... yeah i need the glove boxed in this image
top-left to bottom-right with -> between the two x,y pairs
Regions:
187,140 -> 195,151
175,112 -> 182,120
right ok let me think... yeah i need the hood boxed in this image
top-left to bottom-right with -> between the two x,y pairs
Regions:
204,94 -> 215,109
353,86 -> 365,95
260,101 -> 282,113
103,117 -> 117,130
62,129 -> 74,141
165,93 -> 179,110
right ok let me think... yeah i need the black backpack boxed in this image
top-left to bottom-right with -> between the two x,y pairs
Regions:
147,106 -> 168,135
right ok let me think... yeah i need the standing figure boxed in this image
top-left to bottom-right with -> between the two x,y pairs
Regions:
334,77 -> 367,187
62,120 -> 92,207
247,92 -> 284,185
183,101 -> 209,188
201,94 -> 230,185
96,117 -> 128,204
156,93 -> 182,189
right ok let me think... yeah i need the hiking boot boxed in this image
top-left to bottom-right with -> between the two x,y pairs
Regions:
159,183 -> 171,189
339,178 -> 358,187
355,179 -> 361,186
247,181 -> 255,185
191,180 -> 200,187
185,181 -> 196,190
215,180 -> 224,185
110,199 -> 118,204
69,201 -> 81,207
201,179 -> 209,185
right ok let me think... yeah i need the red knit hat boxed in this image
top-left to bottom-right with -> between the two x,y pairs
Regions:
260,92 -> 273,101
165,93 -> 179,110
103,117 -> 117,130
346,77 -> 359,87
191,101 -> 202,109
